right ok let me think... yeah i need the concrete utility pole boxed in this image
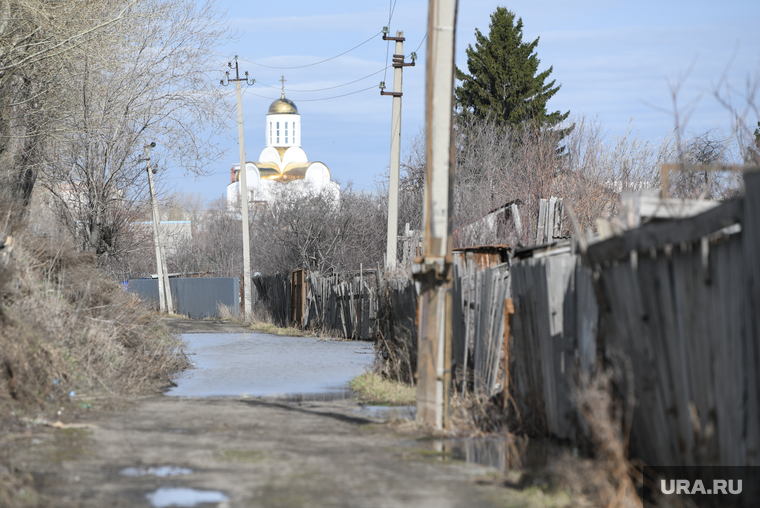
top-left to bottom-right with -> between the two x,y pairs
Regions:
413,0 -> 457,429
380,29 -> 416,270
222,56 -> 255,321
144,142 -> 174,314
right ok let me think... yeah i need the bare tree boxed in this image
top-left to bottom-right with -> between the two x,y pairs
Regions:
39,0 -> 232,261
0,0 -> 135,206
713,62 -> 760,166
400,114 -> 677,248
249,184 -> 386,275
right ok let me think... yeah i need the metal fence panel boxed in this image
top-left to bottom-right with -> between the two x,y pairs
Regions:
126,277 -> 239,319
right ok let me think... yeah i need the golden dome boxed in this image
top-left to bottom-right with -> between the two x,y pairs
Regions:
268,96 -> 298,115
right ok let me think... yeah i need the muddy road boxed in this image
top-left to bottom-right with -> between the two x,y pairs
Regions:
7,321 -> 553,507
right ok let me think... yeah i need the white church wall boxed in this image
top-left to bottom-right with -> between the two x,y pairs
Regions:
226,163 -> 262,210
304,163 -> 331,189
265,114 -> 300,148
226,93 -> 338,211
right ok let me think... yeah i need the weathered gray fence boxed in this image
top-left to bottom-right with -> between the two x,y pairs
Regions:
451,246 -> 511,396
535,196 -> 564,244
585,173 -> 760,470
302,270 -> 379,340
252,274 -> 290,328
507,170 -> 760,473
127,277 -> 239,319
509,242 -> 597,441
374,274 -> 418,383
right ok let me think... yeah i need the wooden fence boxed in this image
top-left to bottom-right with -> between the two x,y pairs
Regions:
509,242 -> 597,441
302,270 -> 379,341
507,170 -> 760,471
585,172 -> 760,470
451,246 -> 511,396
535,196 -> 564,244
252,274 -> 290,327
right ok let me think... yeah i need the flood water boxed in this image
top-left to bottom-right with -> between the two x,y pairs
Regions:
165,333 -> 374,398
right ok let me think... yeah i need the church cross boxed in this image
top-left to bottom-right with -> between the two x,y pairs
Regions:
280,75 -> 286,98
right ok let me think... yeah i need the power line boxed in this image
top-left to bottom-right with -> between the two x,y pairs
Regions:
297,85 -> 378,101
248,31 -> 382,70
256,66 -> 390,93
383,0 -> 398,84
388,0 -> 398,25
414,31 -> 427,53
246,84 -> 377,102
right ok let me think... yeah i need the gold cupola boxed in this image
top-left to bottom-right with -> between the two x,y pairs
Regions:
268,94 -> 298,115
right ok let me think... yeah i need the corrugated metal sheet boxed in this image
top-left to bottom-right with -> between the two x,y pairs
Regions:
127,277 -> 239,319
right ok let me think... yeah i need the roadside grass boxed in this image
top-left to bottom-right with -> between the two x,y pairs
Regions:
349,372 -> 416,406
0,232 -> 189,507
248,321 -> 309,337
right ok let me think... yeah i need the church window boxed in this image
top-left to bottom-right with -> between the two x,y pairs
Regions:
293,122 -> 296,144
285,121 -> 288,143
276,122 -> 280,144
269,122 -> 272,144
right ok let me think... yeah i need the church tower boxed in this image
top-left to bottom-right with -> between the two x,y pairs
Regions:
226,76 -> 338,207
266,88 -> 301,148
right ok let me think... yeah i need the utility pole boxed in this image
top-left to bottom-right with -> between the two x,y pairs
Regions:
413,0 -> 457,429
222,56 -> 255,321
380,29 -> 416,270
144,142 -> 174,314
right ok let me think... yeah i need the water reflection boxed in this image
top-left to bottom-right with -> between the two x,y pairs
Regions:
119,465 -> 193,477
146,487 -> 228,507
166,333 -> 374,398
413,436 -> 550,472
355,405 -> 416,420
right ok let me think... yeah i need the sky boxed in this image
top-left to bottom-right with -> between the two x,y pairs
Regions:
163,0 -> 760,204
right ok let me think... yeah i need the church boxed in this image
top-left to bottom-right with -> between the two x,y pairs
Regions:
226,84 -> 339,207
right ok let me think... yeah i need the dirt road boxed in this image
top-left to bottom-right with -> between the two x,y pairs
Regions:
5,320 -> 567,506
12,394 -> 540,507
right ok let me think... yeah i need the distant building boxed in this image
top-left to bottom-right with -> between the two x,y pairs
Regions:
226,89 -> 339,208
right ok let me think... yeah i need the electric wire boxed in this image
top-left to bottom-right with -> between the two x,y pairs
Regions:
413,31 -> 427,53
383,0 -> 398,84
248,31 -> 382,70
256,66 -> 390,93
246,84 -> 377,102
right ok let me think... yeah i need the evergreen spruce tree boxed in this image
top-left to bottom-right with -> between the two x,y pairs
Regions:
455,7 -> 570,133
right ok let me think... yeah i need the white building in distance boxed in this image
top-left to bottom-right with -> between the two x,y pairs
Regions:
226,89 -> 339,207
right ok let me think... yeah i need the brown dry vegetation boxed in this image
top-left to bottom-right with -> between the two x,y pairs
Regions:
0,207 -> 188,505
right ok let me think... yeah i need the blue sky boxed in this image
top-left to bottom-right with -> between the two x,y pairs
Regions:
165,0 -> 760,204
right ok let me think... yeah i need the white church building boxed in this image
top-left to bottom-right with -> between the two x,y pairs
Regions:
226,89 -> 339,207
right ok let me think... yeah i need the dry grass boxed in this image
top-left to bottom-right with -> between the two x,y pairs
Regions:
248,321 -> 309,337
572,369 -> 641,508
349,372 -> 416,406
0,232 -> 188,506
0,236 -> 187,405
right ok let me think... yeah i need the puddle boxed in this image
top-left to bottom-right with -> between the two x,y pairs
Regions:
120,465 -> 193,477
146,487 -> 228,507
355,405 -> 416,420
167,333 -> 373,398
409,437 -> 550,471
267,388 -> 355,402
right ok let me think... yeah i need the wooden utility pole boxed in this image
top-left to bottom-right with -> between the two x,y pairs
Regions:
222,56 -> 255,321
414,0 -> 457,429
380,29 -> 415,270
144,142 -> 174,314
